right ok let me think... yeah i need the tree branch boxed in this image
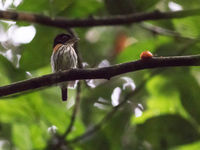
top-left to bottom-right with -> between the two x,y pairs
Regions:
0,55 -> 200,98
0,9 -> 200,28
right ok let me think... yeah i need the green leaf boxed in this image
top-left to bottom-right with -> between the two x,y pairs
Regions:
17,0 -> 51,14
173,17 -> 200,38
13,123 -> 32,150
158,68 -> 200,124
62,0 -> 103,17
18,0 -> 102,17
136,115 -> 200,150
171,141 -> 200,150
0,93 -> 43,123
30,124 -> 48,149
132,75 -> 187,124
17,0 -> 73,18
50,0 -> 73,15
103,106 -> 132,150
171,69 -> 200,124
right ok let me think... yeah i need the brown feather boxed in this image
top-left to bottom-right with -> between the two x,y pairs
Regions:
53,44 -> 62,52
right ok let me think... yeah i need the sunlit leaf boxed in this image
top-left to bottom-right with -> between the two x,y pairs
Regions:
169,69 -> 200,124
132,74 -> 188,124
173,17 -> 200,38
171,141 -> 200,150
13,123 -> 32,150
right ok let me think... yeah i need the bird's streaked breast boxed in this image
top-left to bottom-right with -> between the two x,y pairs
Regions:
51,44 -> 77,72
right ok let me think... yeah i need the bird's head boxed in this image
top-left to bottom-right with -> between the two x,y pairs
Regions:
53,33 -> 79,48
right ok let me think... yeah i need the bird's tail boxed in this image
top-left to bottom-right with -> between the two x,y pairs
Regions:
61,87 -> 68,101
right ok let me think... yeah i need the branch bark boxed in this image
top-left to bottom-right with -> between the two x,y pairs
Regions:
0,9 -> 200,28
0,55 -> 200,97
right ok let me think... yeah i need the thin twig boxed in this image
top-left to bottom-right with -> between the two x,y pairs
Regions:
140,23 -> 197,40
63,82 -> 81,138
0,9 -> 200,28
0,54 -> 200,97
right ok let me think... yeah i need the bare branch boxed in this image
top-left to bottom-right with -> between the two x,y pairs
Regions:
0,9 -> 200,28
0,55 -> 200,97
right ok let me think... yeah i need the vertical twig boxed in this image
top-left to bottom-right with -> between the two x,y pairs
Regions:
63,82 -> 81,138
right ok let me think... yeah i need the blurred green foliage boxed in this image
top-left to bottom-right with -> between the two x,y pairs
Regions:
0,0 -> 200,149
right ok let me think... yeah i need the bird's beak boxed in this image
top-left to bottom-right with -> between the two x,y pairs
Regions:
66,37 -> 80,45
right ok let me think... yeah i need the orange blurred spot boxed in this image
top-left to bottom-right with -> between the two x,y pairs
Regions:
114,33 -> 128,55
140,51 -> 153,59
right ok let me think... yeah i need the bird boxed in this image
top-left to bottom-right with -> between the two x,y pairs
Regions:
51,33 -> 79,101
